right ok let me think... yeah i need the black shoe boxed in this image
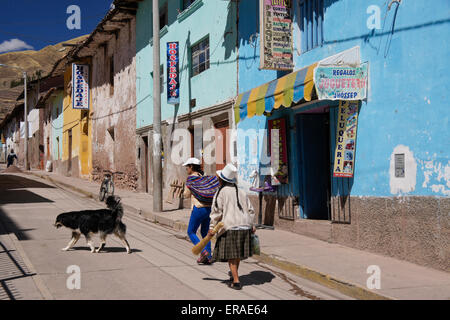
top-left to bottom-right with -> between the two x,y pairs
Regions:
229,282 -> 242,290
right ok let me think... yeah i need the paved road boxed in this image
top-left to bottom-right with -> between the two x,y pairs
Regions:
0,172 -> 351,300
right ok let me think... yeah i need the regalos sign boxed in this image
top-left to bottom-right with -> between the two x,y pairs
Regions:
259,0 -> 294,71
167,42 -> 180,105
72,64 -> 89,109
314,63 -> 369,100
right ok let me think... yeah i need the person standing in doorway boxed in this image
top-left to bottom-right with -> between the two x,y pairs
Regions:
7,149 -> 18,168
183,158 -> 219,264
208,163 -> 256,290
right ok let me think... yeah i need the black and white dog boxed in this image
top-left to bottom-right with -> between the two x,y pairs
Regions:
54,196 -> 131,254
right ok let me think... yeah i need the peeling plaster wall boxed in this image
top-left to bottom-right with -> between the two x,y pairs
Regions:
91,17 -> 137,190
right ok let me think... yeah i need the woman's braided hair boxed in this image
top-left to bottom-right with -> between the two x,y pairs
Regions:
214,180 -> 243,212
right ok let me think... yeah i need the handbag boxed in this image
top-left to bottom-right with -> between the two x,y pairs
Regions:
251,234 -> 260,255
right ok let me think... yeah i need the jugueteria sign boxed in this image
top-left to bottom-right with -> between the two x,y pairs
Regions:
167,42 -> 180,104
333,100 -> 359,178
259,0 -> 294,71
314,63 -> 369,100
72,64 -> 89,109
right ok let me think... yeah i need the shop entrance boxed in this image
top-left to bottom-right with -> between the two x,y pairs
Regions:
296,112 -> 331,220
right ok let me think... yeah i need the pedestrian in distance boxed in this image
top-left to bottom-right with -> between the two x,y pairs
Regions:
183,158 -> 219,264
7,149 -> 18,168
208,163 -> 256,290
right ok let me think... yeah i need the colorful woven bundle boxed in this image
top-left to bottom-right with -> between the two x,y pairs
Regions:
186,175 -> 220,204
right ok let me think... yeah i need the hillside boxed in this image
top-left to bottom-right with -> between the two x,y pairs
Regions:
0,35 -> 89,122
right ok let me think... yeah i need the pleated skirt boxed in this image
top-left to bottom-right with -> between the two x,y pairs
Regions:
212,229 -> 253,262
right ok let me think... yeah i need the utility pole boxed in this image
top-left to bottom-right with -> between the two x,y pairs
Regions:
152,0 -> 162,212
23,71 -> 29,170
0,64 -> 29,170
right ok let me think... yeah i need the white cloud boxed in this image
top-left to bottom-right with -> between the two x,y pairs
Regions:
0,39 -> 34,53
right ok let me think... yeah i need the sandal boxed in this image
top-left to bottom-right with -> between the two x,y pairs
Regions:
229,282 -> 242,290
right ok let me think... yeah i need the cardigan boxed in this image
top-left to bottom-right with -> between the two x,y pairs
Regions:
209,185 -> 255,237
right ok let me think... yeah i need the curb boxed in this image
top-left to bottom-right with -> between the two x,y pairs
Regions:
28,171 -> 393,300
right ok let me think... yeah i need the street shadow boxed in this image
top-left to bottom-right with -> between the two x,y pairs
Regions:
0,190 -> 54,205
70,246 -> 142,253
0,174 -> 56,190
0,208 -> 35,240
203,270 -> 275,286
0,241 -> 35,300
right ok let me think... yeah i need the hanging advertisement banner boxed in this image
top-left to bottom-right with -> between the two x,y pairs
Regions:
268,117 -> 288,184
314,63 -> 368,100
259,0 -> 294,71
72,64 -> 89,109
167,42 -> 180,104
333,100 -> 359,178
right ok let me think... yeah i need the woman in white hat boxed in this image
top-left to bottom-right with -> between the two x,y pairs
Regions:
183,157 -> 219,264
208,163 -> 256,290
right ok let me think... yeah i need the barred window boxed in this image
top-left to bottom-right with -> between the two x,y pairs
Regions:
298,0 -> 324,52
182,0 -> 196,11
191,37 -> 209,77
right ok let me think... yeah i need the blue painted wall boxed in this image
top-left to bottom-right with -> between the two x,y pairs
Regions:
237,0 -> 450,198
136,0 -> 238,129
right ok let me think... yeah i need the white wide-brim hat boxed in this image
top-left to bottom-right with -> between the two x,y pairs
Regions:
182,157 -> 201,166
216,163 -> 237,184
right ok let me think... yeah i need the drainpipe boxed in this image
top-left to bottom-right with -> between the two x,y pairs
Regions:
152,0 -> 163,212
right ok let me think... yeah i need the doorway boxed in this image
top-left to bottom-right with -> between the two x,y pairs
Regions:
68,129 -> 72,175
214,120 -> 229,171
296,112 -> 331,220
142,136 -> 149,193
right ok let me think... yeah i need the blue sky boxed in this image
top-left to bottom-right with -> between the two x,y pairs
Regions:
0,0 -> 113,53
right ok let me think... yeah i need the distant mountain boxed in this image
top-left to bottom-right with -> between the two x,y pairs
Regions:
0,35 -> 89,122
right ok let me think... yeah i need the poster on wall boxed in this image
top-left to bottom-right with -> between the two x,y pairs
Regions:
259,0 -> 294,71
333,100 -> 359,178
314,63 -> 369,100
268,118 -> 289,184
72,64 -> 90,109
167,42 -> 180,104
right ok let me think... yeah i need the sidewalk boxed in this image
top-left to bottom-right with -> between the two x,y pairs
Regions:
24,168 -> 450,300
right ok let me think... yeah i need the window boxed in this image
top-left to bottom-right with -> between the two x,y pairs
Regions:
191,37 -> 209,77
182,0 -> 196,11
160,3 -> 168,30
109,55 -> 114,96
298,0 -> 324,52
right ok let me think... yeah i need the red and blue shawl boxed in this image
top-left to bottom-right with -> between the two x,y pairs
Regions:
186,175 -> 220,204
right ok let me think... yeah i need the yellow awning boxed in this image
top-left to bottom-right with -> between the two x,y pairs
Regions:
234,63 -> 317,123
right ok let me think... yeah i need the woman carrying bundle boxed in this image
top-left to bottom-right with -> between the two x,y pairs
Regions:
208,163 -> 256,290
183,158 -> 219,264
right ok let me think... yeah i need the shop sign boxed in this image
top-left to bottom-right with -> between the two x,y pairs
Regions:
333,100 -> 359,177
259,0 -> 294,71
72,64 -> 89,109
167,42 -> 180,104
268,117 -> 289,184
314,63 -> 368,100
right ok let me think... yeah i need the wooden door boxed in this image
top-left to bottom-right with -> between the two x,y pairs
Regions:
214,120 -> 229,171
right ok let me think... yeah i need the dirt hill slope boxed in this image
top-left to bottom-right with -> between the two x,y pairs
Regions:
0,35 -> 88,122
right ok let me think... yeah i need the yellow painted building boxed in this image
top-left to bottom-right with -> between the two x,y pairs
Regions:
62,59 -> 92,178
